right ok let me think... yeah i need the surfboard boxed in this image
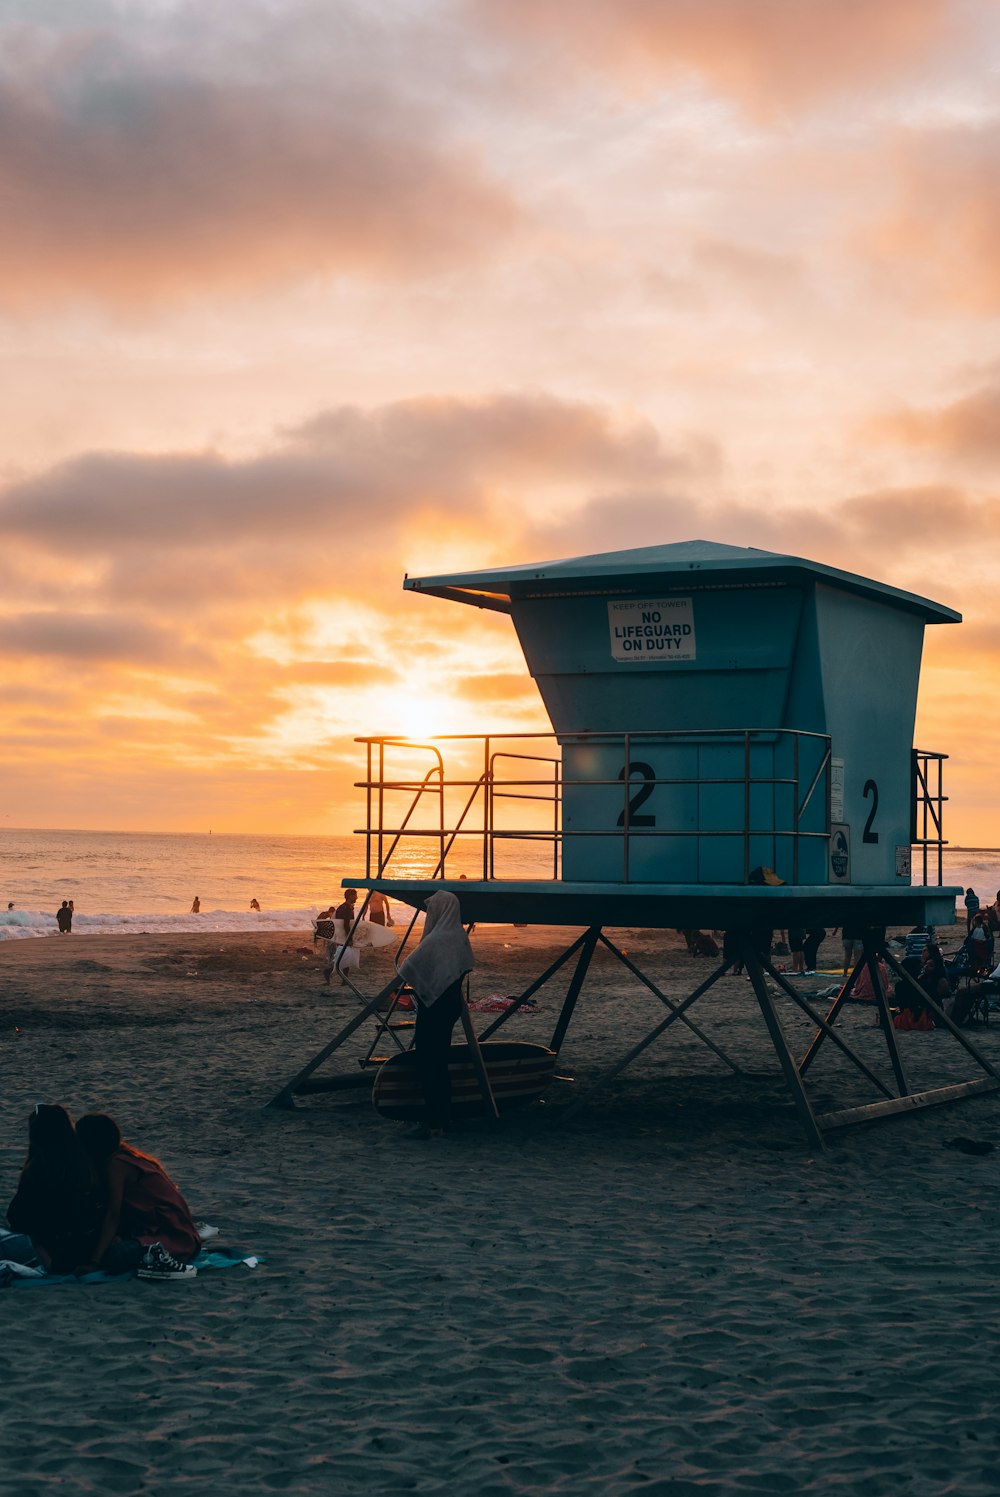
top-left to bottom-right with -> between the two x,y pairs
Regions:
331,917 -> 396,951
372,1041 -> 557,1121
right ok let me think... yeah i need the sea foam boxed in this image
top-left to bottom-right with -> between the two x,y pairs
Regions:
0,907 -> 323,940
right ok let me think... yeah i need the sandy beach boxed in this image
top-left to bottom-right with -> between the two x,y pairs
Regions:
4,919 -> 1000,1496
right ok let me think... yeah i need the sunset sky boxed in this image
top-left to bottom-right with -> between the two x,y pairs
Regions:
2,0 -> 999,843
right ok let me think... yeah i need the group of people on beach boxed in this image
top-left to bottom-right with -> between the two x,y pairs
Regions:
4,886 -> 471,1280
190,896 -> 262,913
4,1105 -> 203,1282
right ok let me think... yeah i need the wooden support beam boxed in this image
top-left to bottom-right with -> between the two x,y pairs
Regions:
459,990 -> 500,1122
599,934 -> 740,1074
549,926 -> 601,1055
818,1077 -> 1000,1132
798,956 -> 864,1075
263,976 -> 402,1109
863,932 -> 910,1098
744,943 -> 825,1151
559,959 -> 731,1123
477,930 -> 590,1042
762,960 -> 893,1099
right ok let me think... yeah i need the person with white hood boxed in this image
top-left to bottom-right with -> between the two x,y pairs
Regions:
399,890 -> 474,1139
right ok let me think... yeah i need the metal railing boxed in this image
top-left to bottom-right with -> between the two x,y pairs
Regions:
356,728 -> 840,884
912,749 -> 948,886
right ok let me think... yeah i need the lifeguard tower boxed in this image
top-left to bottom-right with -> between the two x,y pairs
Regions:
270,542 -> 1000,1145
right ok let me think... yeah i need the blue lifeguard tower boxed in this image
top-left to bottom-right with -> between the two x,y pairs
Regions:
270,542 -> 1000,1145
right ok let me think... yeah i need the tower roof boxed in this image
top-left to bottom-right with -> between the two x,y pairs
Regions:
403,539 -> 960,624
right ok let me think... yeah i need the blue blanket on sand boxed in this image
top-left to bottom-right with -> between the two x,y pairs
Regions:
0,1248 -> 263,1286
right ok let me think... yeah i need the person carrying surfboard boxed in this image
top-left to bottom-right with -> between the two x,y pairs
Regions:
399,890 -> 474,1139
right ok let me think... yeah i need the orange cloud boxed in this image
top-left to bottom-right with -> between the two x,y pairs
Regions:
0,610 -> 209,666
4,384 -> 995,831
471,0 -> 952,114
869,125 -> 1000,311
1,393 -> 706,608
0,34 -> 520,307
869,385 -> 1000,464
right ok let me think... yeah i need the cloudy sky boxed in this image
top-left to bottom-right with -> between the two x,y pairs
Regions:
2,0 -> 999,841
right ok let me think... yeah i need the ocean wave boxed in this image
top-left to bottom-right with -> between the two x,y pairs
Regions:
0,907 -> 325,940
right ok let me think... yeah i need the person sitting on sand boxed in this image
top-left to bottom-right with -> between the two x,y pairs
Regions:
74,1114 -> 201,1282
852,955 -> 891,1003
398,889 -> 474,1139
917,944 -> 950,1019
6,1104 -> 106,1273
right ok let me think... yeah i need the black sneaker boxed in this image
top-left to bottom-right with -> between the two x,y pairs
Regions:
137,1243 -> 198,1281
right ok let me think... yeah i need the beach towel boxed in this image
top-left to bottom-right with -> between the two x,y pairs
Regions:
0,1247 -> 263,1287
467,994 -> 539,1014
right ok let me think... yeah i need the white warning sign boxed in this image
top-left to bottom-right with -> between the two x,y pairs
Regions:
608,597 -> 696,662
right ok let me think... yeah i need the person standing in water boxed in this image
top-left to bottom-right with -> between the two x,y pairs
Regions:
368,889 -> 391,926
398,890 -> 474,1140
191,896 -> 201,914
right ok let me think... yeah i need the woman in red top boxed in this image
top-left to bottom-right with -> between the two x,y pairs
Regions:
76,1114 -> 201,1281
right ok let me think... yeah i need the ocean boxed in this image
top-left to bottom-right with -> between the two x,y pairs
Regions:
0,826 -> 549,940
0,827 -> 994,940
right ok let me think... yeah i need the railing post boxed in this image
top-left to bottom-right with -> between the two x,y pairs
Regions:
792,732 -> 800,885
623,732 -> 631,883
375,740 -> 382,878
484,736 -> 491,881
366,740 -> 373,878
743,731 -> 751,882
438,753 -> 444,877
553,752 -> 560,880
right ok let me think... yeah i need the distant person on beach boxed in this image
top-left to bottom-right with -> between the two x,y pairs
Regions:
902,925 -> 932,976
314,907 -> 336,943
250,898 -> 261,912
957,916 -> 994,974
919,944 -> 950,1021
6,1105 -> 106,1274
965,888 -> 980,932
852,955 -> 891,1004
6,902 -> 13,911
334,888 -> 358,937
986,892 -> 1000,938
802,928 -> 826,974
398,890 -> 474,1139
841,926 -> 864,973
56,901 -> 72,934
75,1114 -> 201,1281
368,889 -> 391,926
191,896 -> 201,914
322,890 -> 362,983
